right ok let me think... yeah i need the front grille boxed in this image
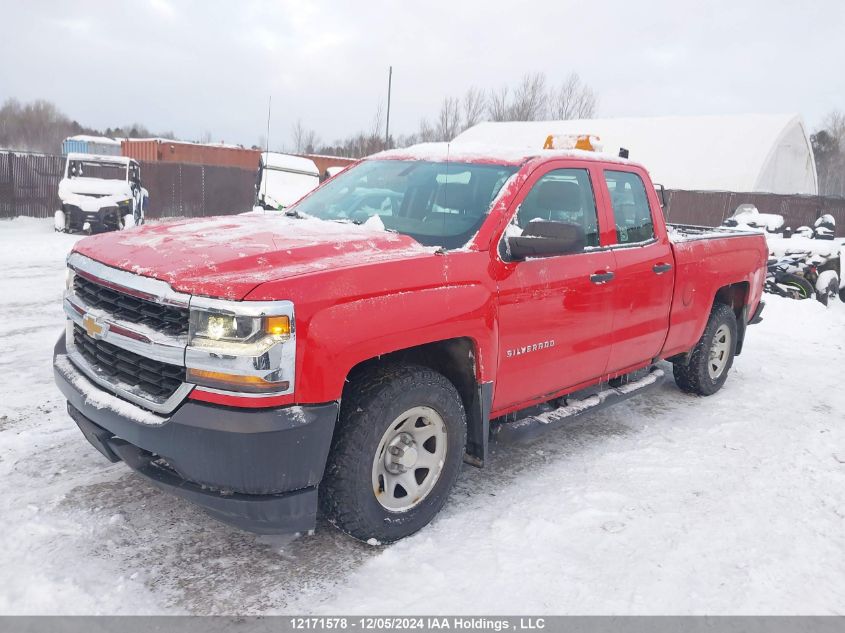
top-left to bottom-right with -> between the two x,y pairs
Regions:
72,325 -> 184,401
73,275 -> 189,336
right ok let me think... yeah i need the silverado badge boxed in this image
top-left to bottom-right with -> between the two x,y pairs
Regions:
506,340 -> 555,358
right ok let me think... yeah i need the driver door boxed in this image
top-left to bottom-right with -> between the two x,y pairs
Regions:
493,163 -> 616,411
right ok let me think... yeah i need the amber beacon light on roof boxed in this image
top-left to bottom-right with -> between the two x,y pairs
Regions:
543,133 -> 603,152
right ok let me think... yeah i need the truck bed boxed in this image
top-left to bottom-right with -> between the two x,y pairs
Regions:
661,225 -> 768,360
667,223 -> 762,242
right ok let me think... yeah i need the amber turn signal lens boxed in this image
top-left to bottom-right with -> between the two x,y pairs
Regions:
265,315 -> 291,337
186,368 -> 289,393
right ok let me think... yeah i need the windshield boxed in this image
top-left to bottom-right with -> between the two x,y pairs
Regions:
289,160 -> 518,249
67,159 -> 127,181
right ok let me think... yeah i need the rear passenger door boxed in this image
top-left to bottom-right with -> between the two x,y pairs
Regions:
601,169 -> 674,374
494,164 -> 616,410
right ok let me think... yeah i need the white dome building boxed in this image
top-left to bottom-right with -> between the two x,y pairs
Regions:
452,114 -> 818,195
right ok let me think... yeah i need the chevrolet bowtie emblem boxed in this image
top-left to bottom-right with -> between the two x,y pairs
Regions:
82,314 -> 107,339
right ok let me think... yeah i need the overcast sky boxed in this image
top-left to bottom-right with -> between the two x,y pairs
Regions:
2,1 -> 843,148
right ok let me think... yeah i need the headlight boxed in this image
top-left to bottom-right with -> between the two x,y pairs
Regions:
185,301 -> 295,395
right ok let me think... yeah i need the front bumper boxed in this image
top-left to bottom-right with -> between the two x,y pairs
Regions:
64,203 -> 125,231
54,335 -> 338,534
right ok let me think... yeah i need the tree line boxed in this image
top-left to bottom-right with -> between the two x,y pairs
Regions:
292,71 -> 598,157
0,98 -> 175,154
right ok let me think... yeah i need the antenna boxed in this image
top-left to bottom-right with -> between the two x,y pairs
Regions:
262,95 -> 272,205
385,66 -> 392,148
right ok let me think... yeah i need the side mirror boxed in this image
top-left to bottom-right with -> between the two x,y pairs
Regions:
505,220 -> 584,260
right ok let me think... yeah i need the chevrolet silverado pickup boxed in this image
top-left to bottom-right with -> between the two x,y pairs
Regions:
53,141 -> 768,542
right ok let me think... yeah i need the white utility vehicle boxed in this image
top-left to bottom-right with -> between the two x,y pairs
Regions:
254,152 -> 320,210
55,153 -> 148,233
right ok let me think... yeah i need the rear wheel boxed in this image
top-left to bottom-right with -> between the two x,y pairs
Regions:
321,364 -> 466,543
673,303 -> 738,396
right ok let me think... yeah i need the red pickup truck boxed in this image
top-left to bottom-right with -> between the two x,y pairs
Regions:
53,143 -> 767,542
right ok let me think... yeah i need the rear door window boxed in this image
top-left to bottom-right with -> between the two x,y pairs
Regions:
604,170 -> 654,244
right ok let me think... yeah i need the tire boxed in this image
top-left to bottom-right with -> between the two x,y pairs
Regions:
673,303 -> 738,396
780,273 -> 814,300
54,210 -> 67,233
320,364 -> 466,543
815,270 -> 839,307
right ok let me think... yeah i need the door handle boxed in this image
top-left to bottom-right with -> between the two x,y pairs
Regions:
590,271 -> 615,284
653,263 -> 672,274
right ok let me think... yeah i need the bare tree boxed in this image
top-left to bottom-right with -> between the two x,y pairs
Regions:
434,97 -> 461,141
199,130 -> 213,144
416,118 -> 437,143
509,72 -> 548,121
550,72 -> 598,120
823,110 -> 845,144
461,86 -> 486,130
487,85 -> 511,122
813,109 -> 845,196
290,119 -> 319,153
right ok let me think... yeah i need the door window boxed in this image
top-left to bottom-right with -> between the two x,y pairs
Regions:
511,168 -> 599,248
604,170 -> 654,244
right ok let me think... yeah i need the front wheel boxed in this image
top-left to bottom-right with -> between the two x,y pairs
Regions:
320,364 -> 466,543
673,303 -> 738,396
54,210 -> 67,233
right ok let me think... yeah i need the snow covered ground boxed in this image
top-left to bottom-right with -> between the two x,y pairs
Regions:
1,217 -> 843,615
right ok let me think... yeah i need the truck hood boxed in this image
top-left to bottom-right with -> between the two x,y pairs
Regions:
72,213 -> 436,300
58,177 -> 134,212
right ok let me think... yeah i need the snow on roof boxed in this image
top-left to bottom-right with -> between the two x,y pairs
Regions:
453,114 -> 818,195
260,152 -> 319,175
372,141 -> 632,166
66,135 -> 121,145
66,152 -> 132,165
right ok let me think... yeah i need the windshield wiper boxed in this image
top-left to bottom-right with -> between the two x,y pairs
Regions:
284,209 -> 303,219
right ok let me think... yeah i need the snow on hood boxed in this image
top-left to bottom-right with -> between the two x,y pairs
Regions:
72,213 -> 437,300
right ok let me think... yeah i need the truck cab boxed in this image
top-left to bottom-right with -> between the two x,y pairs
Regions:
54,140 -> 767,542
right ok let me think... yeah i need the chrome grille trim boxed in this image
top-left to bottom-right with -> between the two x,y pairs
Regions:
67,252 -> 191,308
65,323 -> 193,415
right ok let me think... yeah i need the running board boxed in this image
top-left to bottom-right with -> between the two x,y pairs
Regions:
492,367 -> 665,444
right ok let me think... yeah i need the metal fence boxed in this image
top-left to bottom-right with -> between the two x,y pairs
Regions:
0,151 -> 256,220
3,149 -> 845,236
664,190 -> 845,235
0,151 -> 64,219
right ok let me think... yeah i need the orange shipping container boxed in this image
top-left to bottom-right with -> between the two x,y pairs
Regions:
122,139 -> 261,169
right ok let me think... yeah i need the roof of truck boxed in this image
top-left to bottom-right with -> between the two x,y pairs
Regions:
371,142 -> 635,167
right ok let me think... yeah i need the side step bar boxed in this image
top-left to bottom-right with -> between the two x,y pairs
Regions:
492,366 -> 665,444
